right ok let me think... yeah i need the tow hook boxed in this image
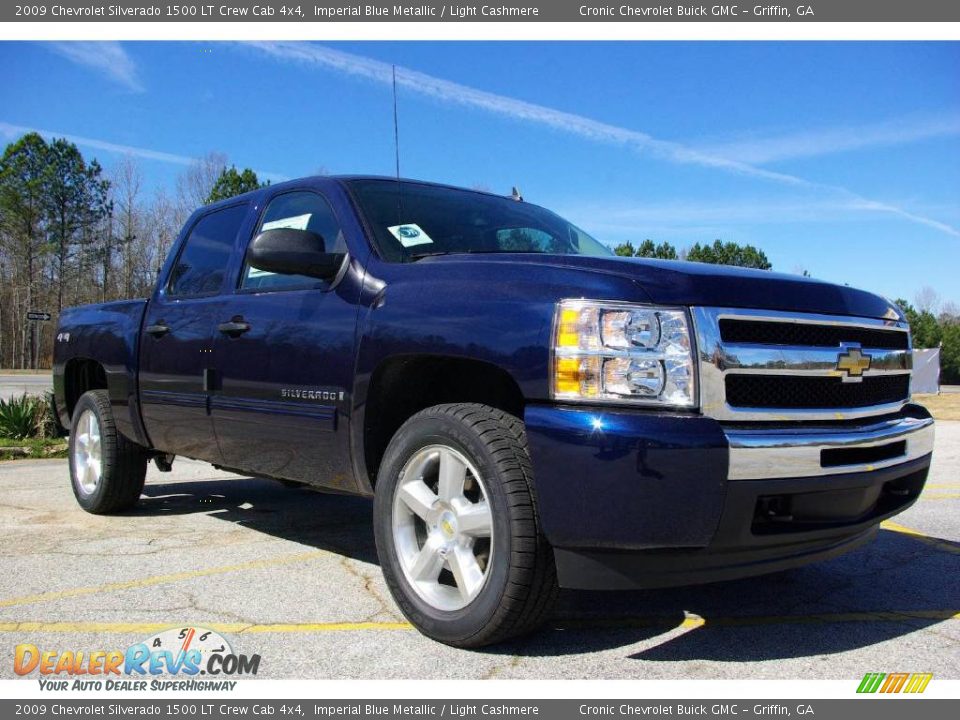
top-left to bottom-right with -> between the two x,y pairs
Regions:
758,496 -> 794,523
154,454 -> 175,473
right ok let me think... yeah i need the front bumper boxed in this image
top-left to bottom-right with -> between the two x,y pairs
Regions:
524,403 -> 933,590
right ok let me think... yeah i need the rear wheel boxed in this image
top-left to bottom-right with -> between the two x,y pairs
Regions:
373,403 -> 558,647
69,390 -> 148,514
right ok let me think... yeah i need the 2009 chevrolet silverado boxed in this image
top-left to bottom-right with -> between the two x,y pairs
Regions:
53,176 -> 935,647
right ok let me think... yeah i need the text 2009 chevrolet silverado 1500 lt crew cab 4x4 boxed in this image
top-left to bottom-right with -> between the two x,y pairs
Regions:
53,176 -> 935,647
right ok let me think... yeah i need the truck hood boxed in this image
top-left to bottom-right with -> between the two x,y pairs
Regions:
423,254 -> 904,321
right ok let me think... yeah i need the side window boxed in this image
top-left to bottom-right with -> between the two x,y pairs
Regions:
496,227 -> 561,253
167,204 -> 248,297
242,191 -> 346,291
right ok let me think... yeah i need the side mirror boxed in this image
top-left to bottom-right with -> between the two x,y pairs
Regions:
247,228 -> 345,281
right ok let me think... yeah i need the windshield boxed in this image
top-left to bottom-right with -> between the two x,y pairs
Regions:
346,179 -> 613,262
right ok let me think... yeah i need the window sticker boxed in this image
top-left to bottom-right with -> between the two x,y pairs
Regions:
262,213 -> 312,231
388,223 -> 434,248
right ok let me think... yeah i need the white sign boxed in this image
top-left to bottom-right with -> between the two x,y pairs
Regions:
388,223 -> 434,248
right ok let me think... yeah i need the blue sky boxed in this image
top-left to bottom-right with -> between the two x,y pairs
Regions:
2,41 -> 958,306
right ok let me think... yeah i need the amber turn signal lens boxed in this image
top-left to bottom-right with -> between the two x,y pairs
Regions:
556,308 -> 581,347
554,357 -> 583,394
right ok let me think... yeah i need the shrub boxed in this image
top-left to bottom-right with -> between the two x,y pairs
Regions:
0,393 -> 57,440
36,392 -> 62,439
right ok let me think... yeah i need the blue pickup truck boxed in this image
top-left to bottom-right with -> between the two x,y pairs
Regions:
53,176 -> 934,647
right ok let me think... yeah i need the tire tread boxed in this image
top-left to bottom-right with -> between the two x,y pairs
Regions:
388,402 -> 558,647
70,390 -> 147,514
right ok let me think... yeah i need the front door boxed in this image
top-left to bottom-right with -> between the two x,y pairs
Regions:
210,189 -> 360,490
139,202 -> 251,463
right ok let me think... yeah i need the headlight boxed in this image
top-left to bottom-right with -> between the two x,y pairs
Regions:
552,300 -> 697,407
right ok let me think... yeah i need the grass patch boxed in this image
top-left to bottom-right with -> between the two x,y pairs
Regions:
914,393 -> 960,421
0,437 -> 68,460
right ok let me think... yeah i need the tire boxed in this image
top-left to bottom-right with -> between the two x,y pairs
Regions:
373,403 -> 558,647
68,389 -> 148,514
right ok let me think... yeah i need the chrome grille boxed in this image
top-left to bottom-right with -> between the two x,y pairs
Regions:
718,318 -> 909,350
725,374 -> 911,410
693,307 -> 912,422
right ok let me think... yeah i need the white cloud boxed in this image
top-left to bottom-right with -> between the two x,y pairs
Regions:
568,197 -> 953,233
573,198 -> 863,229
246,41 -> 807,188
699,113 -> 960,165
245,42 -> 959,239
0,122 -> 289,183
48,42 -> 144,93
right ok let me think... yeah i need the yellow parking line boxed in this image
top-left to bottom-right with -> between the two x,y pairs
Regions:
240,622 -> 412,633
566,609 -> 959,631
0,621 -> 412,634
1,611 -> 956,636
0,550 -> 330,609
922,493 -> 960,500
924,484 -> 960,489
882,520 -> 960,555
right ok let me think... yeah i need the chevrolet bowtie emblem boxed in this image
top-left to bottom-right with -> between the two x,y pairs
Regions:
836,346 -> 872,382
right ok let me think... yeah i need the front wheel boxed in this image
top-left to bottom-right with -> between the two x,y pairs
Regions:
69,390 -> 148,514
373,403 -> 558,647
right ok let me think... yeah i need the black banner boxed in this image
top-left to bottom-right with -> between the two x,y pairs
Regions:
5,1 -> 960,23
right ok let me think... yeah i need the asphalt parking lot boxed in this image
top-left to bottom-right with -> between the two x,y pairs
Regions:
0,423 -> 957,680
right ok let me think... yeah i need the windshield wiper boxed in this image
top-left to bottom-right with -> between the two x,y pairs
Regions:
407,250 -> 468,260
408,249 -> 540,261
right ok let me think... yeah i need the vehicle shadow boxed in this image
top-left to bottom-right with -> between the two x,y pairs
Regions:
136,475 -> 379,565
495,528 -> 959,660
133,475 -> 957,662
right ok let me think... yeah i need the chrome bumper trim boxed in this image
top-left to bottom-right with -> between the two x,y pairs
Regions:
726,415 -> 935,480
716,345 -> 910,376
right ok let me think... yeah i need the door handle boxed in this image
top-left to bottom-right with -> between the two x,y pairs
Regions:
218,318 -> 251,337
145,323 -> 170,337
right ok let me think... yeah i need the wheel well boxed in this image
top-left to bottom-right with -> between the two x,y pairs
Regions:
363,356 -> 525,486
63,358 -> 107,420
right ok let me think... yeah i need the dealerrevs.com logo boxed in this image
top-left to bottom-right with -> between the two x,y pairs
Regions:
14,626 -> 260,691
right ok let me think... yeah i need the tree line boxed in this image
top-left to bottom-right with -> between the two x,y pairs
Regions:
895,294 -> 960,384
613,238 -> 772,270
0,132 -> 956,384
0,133 -> 263,369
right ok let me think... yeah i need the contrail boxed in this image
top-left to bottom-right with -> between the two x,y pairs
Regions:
48,41 -> 143,93
247,41 -> 959,238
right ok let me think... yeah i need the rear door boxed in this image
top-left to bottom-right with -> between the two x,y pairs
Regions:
209,189 -> 361,490
139,202 -> 251,462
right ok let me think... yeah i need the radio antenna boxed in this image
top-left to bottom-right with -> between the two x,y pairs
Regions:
392,64 -> 403,229
392,64 -> 401,180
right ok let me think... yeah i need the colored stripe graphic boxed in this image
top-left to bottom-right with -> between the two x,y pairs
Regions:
880,672 -> 910,693
904,673 -> 933,694
857,672 -> 932,694
857,673 -> 885,693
